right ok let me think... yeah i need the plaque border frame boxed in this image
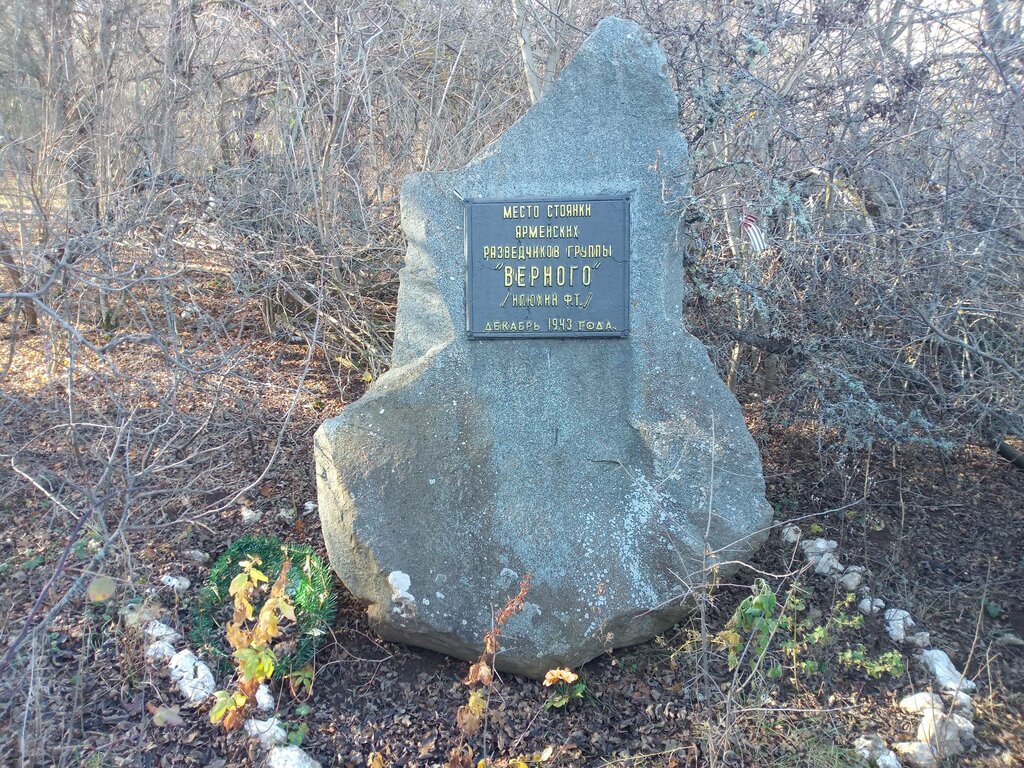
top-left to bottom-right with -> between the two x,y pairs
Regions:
463,194 -> 631,340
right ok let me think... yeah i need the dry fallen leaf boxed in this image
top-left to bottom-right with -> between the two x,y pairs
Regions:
87,575 -> 117,603
147,703 -> 185,727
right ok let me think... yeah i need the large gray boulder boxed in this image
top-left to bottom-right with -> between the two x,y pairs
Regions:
314,17 -> 773,678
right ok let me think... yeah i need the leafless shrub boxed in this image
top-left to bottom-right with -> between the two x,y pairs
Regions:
0,0 -> 1021,761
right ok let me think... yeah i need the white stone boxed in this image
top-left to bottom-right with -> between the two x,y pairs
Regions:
266,745 -> 322,768
255,683 -> 275,712
907,631 -> 931,649
167,649 -> 216,704
899,692 -> 943,714
245,717 -> 287,749
950,712 -> 975,747
859,597 -> 886,616
781,524 -> 801,545
812,551 -> 844,576
884,609 -> 914,643
160,574 -> 190,592
184,549 -> 210,564
894,742 -> 937,768
120,602 -> 161,628
993,631 -> 1024,648
855,734 -> 902,767
917,710 -> 963,758
800,538 -> 838,555
145,640 -> 177,663
277,507 -> 296,523
944,690 -> 973,717
388,570 -> 415,604
144,620 -> 182,645
240,505 -> 262,524
303,500 -> 317,514
854,734 -> 886,762
919,648 -> 976,692
838,568 -> 864,592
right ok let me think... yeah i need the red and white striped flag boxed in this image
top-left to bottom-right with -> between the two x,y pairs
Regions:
742,212 -> 769,253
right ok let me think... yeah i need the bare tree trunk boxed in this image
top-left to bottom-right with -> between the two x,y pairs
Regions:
49,0 -> 99,230
157,0 -> 193,175
0,235 -> 39,328
513,0 -> 543,104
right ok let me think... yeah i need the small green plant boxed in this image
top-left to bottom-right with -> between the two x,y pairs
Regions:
982,598 -> 1003,619
191,535 -> 336,678
712,582 -> 902,686
287,721 -> 309,746
542,668 -> 585,710
839,644 -> 905,678
210,554 -> 296,730
717,578 -> 779,672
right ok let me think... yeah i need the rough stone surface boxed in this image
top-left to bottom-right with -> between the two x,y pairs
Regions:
245,717 -> 288,749
145,640 -> 177,663
314,17 -> 773,678
884,608 -> 915,643
899,692 -> 943,714
780,524 -> 801,545
167,649 -> 215,704
859,597 -> 886,616
144,619 -> 181,645
944,690 -> 974,717
894,742 -> 938,768
917,711 -> 964,759
919,648 -> 977,692
266,746 -> 322,768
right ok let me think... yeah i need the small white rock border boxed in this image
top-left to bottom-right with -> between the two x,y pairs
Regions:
779,523 -> 978,768
133,590 -> 322,767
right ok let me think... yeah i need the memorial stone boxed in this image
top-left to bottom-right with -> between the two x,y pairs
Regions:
314,17 -> 773,678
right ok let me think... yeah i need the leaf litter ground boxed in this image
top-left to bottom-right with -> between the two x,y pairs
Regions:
0,269 -> 1021,767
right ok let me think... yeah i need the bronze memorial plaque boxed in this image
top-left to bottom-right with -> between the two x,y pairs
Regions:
464,196 -> 630,339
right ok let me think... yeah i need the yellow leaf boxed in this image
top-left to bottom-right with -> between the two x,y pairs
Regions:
257,607 -> 280,641
361,372 -> 373,383
229,572 -> 249,596
467,688 -> 487,716
238,595 -> 255,621
148,703 -> 184,727
87,575 -> 117,603
279,601 -> 296,623
248,567 -> 268,585
210,690 -> 243,724
226,621 -> 250,651
368,752 -> 386,768
716,629 -> 742,650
